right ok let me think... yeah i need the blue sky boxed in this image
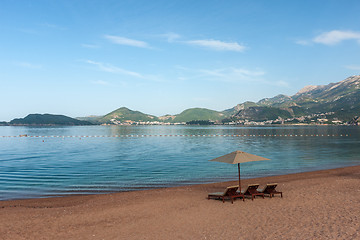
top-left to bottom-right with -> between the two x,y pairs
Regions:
1,0 -> 360,121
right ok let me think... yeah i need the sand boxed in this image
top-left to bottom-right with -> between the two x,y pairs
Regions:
1,165 -> 360,240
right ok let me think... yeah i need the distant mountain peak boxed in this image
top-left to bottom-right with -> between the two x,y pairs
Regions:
295,85 -> 324,96
341,75 -> 360,83
295,75 -> 360,97
226,75 -> 360,122
337,75 -> 360,89
258,94 -> 292,106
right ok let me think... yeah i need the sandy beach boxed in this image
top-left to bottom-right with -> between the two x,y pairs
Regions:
1,165 -> 359,240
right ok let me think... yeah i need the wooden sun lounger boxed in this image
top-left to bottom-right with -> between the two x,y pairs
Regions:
258,183 -> 283,198
240,184 -> 264,201
208,185 -> 245,204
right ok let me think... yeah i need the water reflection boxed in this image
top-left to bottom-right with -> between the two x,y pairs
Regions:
0,125 -> 359,200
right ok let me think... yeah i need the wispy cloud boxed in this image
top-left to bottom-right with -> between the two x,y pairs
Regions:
18,23 -> 66,35
40,23 -> 67,30
14,61 -> 42,69
200,67 -> 264,80
92,80 -> 110,85
345,65 -> 360,70
86,60 -> 143,78
177,66 -> 264,82
186,39 -> 246,52
18,28 -> 38,35
273,80 -> 290,88
85,60 -> 163,83
176,65 -> 288,87
161,32 -> 181,42
313,30 -> 360,45
295,39 -> 312,46
104,35 -> 149,48
81,44 -> 100,49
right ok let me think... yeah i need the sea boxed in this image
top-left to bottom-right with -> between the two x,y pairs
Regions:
0,125 -> 359,201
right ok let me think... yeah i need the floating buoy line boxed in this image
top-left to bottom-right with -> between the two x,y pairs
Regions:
0,134 -> 350,138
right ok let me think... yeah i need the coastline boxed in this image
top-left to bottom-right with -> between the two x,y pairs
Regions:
1,165 -> 359,239
1,123 -> 359,126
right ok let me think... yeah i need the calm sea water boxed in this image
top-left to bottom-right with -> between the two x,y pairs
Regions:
0,125 -> 359,200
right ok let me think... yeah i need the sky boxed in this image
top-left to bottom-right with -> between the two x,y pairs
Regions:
1,0 -> 360,121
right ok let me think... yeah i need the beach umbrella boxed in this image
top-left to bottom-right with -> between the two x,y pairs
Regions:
209,150 -> 270,192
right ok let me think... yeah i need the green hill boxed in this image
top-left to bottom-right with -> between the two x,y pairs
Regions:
10,114 -> 93,126
172,108 -> 225,122
98,107 -> 158,124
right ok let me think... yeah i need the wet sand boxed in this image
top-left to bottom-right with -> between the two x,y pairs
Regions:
1,165 -> 360,240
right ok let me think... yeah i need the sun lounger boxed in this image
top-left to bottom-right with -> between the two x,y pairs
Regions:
240,184 -> 264,200
258,183 -> 283,198
208,185 -> 245,203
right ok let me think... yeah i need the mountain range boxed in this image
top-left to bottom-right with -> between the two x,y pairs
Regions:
228,75 -> 360,122
3,75 -> 360,125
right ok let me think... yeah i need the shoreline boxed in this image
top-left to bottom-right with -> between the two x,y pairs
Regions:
1,123 -> 359,127
1,165 -> 359,239
1,164 -> 358,202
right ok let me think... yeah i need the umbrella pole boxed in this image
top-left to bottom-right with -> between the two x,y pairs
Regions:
238,163 -> 241,192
